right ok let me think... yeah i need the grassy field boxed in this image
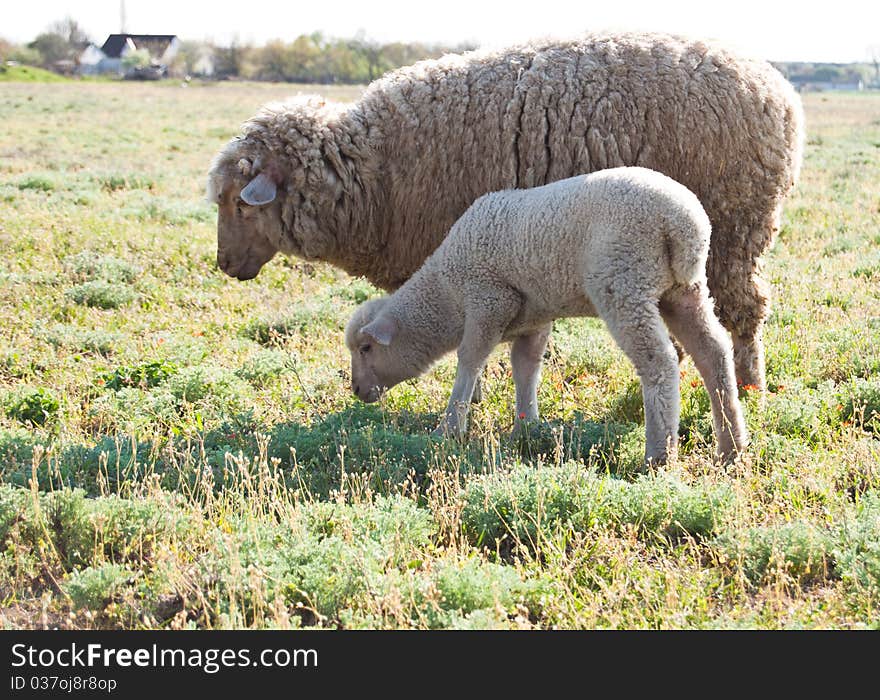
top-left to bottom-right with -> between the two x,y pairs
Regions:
0,81 -> 878,629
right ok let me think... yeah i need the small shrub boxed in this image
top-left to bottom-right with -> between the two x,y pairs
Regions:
4,387 -> 60,427
103,360 -> 177,391
63,563 -> 134,610
334,280 -> 376,304
16,175 -> 56,192
461,464 -> 731,553
236,349 -> 292,386
87,388 -> 180,436
834,492 -> 880,593
41,324 -> 121,356
240,305 -> 340,345
64,252 -> 140,284
837,379 -> 880,433
763,389 -> 823,441
511,416 -> 641,468
167,365 -> 250,404
96,173 -> 155,192
714,522 -> 832,584
610,473 -> 733,539
66,280 -> 136,309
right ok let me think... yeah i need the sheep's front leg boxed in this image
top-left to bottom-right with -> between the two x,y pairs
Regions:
511,324 -> 552,429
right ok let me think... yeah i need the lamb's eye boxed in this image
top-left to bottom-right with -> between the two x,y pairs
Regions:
359,344 -> 371,354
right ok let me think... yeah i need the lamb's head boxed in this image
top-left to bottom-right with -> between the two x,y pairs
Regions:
345,298 -> 424,403
207,96 -> 351,281
207,143 -> 284,281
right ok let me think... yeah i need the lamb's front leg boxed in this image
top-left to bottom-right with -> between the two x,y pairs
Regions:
434,290 -> 521,439
511,324 -> 552,429
435,357 -> 485,438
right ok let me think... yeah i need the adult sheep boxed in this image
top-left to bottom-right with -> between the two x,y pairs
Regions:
207,31 -> 804,391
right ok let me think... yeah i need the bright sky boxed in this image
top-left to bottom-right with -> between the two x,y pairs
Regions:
6,0 -> 880,63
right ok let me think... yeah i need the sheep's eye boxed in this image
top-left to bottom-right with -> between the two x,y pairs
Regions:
359,344 -> 371,354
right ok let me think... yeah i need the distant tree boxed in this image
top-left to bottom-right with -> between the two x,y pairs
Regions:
349,32 -> 388,81
28,16 -> 91,68
0,37 -> 12,62
252,39 -> 290,81
8,44 -> 42,66
812,66 -> 847,82
29,32 -> 71,65
121,48 -> 151,72
318,39 -> 368,83
46,17 -> 90,50
869,45 -> 880,86
288,34 -> 323,80
206,33 -> 474,84
172,39 -> 212,77
213,38 -> 250,78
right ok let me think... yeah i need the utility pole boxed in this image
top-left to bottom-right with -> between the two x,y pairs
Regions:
120,0 -> 127,34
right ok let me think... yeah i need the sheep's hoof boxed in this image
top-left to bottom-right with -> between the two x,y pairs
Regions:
508,419 -> 533,441
508,419 -> 548,450
715,444 -> 751,470
471,379 -> 483,404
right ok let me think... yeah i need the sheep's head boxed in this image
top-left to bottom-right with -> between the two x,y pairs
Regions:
207,96 -> 352,281
345,298 -> 425,403
208,148 -> 283,281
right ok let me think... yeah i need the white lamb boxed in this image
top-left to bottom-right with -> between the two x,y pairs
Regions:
345,167 -> 748,465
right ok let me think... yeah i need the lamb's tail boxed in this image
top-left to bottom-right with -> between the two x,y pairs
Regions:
666,207 -> 711,287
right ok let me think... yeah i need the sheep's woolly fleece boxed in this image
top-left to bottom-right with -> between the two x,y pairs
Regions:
208,31 -> 804,386
346,168 -> 747,462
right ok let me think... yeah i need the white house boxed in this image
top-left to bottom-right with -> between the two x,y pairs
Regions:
78,34 -> 179,76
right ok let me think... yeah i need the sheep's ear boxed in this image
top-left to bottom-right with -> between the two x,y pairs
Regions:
240,172 -> 277,206
360,316 -> 397,346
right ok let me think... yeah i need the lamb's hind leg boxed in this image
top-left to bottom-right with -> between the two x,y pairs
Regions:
660,282 -> 748,462
590,291 -> 681,467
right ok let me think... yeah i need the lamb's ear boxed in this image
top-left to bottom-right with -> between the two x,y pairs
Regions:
360,316 -> 397,346
240,172 -> 277,206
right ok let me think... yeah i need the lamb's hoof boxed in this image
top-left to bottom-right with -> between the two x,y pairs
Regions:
640,458 -> 663,473
642,450 -> 675,472
431,424 -> 465,441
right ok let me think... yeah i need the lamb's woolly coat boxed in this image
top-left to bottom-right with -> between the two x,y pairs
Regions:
209,31 -> 804,388
346,168 -> 748,463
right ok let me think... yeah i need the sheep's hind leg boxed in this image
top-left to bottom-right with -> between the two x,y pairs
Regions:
590,289 -> 681,467
660,283 -> 748,462
510,324 -> 552,431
